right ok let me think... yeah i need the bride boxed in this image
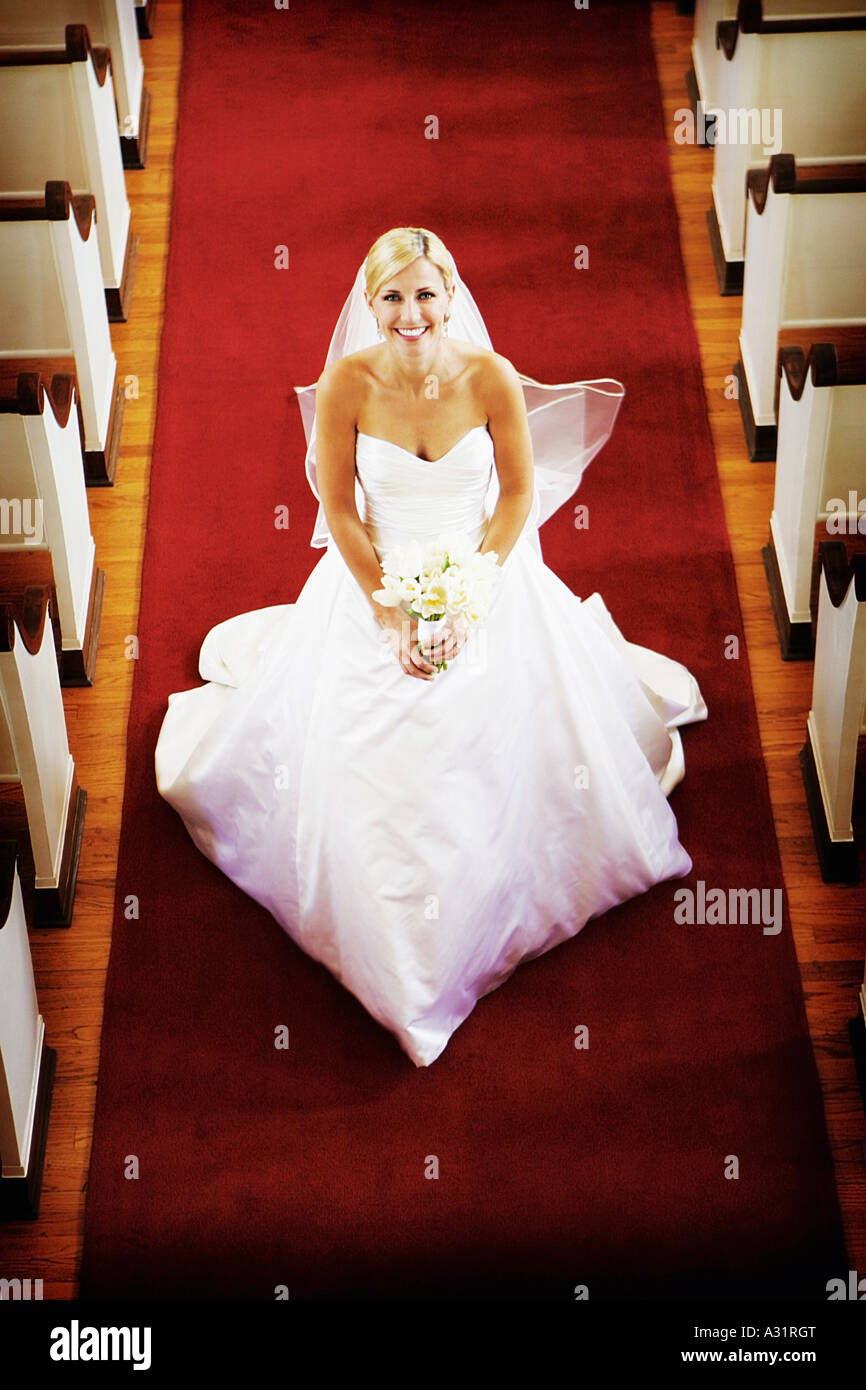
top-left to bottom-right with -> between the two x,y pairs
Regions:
155,225 -> 707,1067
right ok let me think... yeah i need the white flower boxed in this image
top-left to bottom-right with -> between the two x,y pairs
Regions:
382,539 -> 424,580
419,576 -> 449,618
444,574 -> 470,613
371,573 -> 405,607
431,533 -> 469,568
375,532 -> 502,631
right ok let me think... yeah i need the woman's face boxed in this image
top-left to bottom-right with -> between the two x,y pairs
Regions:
367,256 -> 454,354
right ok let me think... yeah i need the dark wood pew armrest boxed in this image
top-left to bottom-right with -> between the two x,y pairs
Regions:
778,328 -> 866,400
819,542 -> 866,608
0,23 -> 110,87
748,155 -> 866,212
0,371 -> 76,428
0,182 -> 97,241
0,586 -> 51,657
719,2 -> 866,61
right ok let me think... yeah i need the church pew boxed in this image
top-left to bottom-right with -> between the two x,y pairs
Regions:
0,0 -> 150,169
0,24 -> 138,319
800,542 -> 866,884
0,584 -> 86,927
762,329 -> 866,659
707,3 -> 866,294
0,370 -> 104,685
0,843 -> 56,1220
0,183 -> 124,485
686,1 -> 866,122
734,155 -> 866,460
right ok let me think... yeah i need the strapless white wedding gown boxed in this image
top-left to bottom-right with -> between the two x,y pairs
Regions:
155,424 -> 707,1066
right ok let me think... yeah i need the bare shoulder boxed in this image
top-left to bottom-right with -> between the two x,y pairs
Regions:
317,350 -> 363,395
472,349 -> 524,413
447,341 -> 519,390
478,348 -> 521,386
316,350 -> 373,424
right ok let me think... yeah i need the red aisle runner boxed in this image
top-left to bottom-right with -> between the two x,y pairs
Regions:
79,0 -> 846,1298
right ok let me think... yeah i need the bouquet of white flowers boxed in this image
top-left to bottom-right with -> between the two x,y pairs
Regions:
372,533 -> 501,672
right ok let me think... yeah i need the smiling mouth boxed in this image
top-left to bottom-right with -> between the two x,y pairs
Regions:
394,326 -> 429,339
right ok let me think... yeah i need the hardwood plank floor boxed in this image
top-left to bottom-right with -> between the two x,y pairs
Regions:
1,0 -> 862,1298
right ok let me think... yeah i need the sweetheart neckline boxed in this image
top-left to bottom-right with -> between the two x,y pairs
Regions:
355,423 -> 490,464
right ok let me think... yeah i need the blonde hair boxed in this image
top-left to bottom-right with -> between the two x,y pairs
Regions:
364,226 -> 454,301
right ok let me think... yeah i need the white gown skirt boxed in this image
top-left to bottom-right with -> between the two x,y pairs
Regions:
155,533 -> 707,1067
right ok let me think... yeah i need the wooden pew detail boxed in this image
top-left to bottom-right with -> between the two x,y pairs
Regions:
0,585 -> 86,926
718,1 -> 866,54
0,24 -> 138,319
800,542 -> 866,883
762,328 -> 866,658
687,2 -> 735,129
707,7 -> 866,295
734,155 -> 866,460
0,370 -> 104,685
0,0 -> 151,170
121,85 -> 151,171
135,0 -> 157,41
0,843 -> 56,1220
0,183 -> 124,485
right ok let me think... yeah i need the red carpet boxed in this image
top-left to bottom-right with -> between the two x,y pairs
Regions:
79,0 -> 846,1298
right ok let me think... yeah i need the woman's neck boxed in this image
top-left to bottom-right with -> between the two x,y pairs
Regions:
383,340 -> 453,395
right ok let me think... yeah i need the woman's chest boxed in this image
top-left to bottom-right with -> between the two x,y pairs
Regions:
357,383 -> 486,463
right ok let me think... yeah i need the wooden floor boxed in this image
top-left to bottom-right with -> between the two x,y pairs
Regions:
2,1 -> 863,1297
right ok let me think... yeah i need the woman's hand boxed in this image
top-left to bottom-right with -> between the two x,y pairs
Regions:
376,609 -> 468,680
420,617 -> 469,674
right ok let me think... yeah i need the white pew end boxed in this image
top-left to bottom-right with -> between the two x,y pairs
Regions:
708,6 -> 866,294
0,844 -> 56,1221
0,584 -> 86,926
0,23 -> 138,319
0,1 -> 149,168
734,154 -> 866,459
0,370 -> 104,684
800,542 -> 866,883
0,182 -> 123,485
763,329 -> 866,658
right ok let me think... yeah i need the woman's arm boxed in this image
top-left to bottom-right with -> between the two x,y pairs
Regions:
478,354 -> 535,564
315,360 -> 389,616
314,360 -> 439,680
